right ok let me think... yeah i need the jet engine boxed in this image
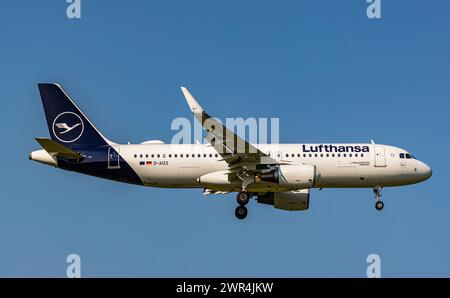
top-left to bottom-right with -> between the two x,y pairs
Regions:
198,170 -> 241,188
255,164 -> 319,189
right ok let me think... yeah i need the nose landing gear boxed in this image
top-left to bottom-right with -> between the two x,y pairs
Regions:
375,200 -> 384,211
373,186 -> 384,211
235,192 -> 252,219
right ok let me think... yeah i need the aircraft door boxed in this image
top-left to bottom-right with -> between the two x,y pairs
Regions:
374,146 -> 386,167
108,146 -> 121,169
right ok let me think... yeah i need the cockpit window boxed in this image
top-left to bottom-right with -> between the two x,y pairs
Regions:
405,153 -> 415,159
399,153 -> 405,159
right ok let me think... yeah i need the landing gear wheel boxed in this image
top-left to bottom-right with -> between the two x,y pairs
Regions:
236,192 -> 250,206
375,201 -> 384,211
373,186 -> 384,211
235,206 -> 248,220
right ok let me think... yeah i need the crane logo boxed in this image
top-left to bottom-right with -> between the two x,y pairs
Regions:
52,112 -> 84,143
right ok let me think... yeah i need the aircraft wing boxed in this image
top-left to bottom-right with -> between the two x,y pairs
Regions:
181,87 -> 277,189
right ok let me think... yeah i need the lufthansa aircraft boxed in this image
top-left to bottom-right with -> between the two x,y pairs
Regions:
30,84 -> 432,219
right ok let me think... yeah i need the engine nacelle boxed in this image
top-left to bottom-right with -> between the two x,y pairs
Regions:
257,190 -> 310,211
256,164 -> 318,189
198,170 -> 241,188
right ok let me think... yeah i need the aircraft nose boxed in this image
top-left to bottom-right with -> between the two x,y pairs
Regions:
419,162 -> 432,180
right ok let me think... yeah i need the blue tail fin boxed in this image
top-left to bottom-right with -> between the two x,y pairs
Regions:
38,83 -> 111,148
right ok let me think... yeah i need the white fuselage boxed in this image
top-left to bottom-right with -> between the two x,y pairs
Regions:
112,143 -> 431,191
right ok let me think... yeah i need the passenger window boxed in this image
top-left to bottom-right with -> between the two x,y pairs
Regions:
355,154 -> 358,157
168,154 -> 172,158
209,154 -> 212,158
134,154 -> 137,158
361,154 -> 364,157
349,154 -> 352,157
343,154 -> 346,157
174,154 -> 178,158
198,154 -> 201,158
320,154 -> 323,157
303,154 -> 306,158
151,154 -> 154,158
292,154 -> 295,158
215,154 -> 218,158
314,154 -> 318,158
326,154 -> 329,157
309,154 -> 312,157
297,154 -> 301,158
140,154 -> 143,158
400,153 -> 405,159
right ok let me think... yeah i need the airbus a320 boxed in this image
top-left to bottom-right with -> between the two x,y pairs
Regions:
30,84 -> 432,219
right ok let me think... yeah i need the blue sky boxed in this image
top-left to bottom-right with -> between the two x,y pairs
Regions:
0,0 -> 449,277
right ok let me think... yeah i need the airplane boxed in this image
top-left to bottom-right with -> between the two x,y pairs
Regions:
29,83 -> 432,219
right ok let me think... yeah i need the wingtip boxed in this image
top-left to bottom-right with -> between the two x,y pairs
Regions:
180,86 -> 193,99
180,87 -> 203,112
180,86 -> 189,95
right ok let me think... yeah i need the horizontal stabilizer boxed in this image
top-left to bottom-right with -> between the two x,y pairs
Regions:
35,138 -> 83,159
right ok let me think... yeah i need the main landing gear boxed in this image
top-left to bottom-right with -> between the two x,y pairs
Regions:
235,205 -> 248,220
235,192 -> 252,220
373,186 -> 384,211
236,192 -> 250,206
